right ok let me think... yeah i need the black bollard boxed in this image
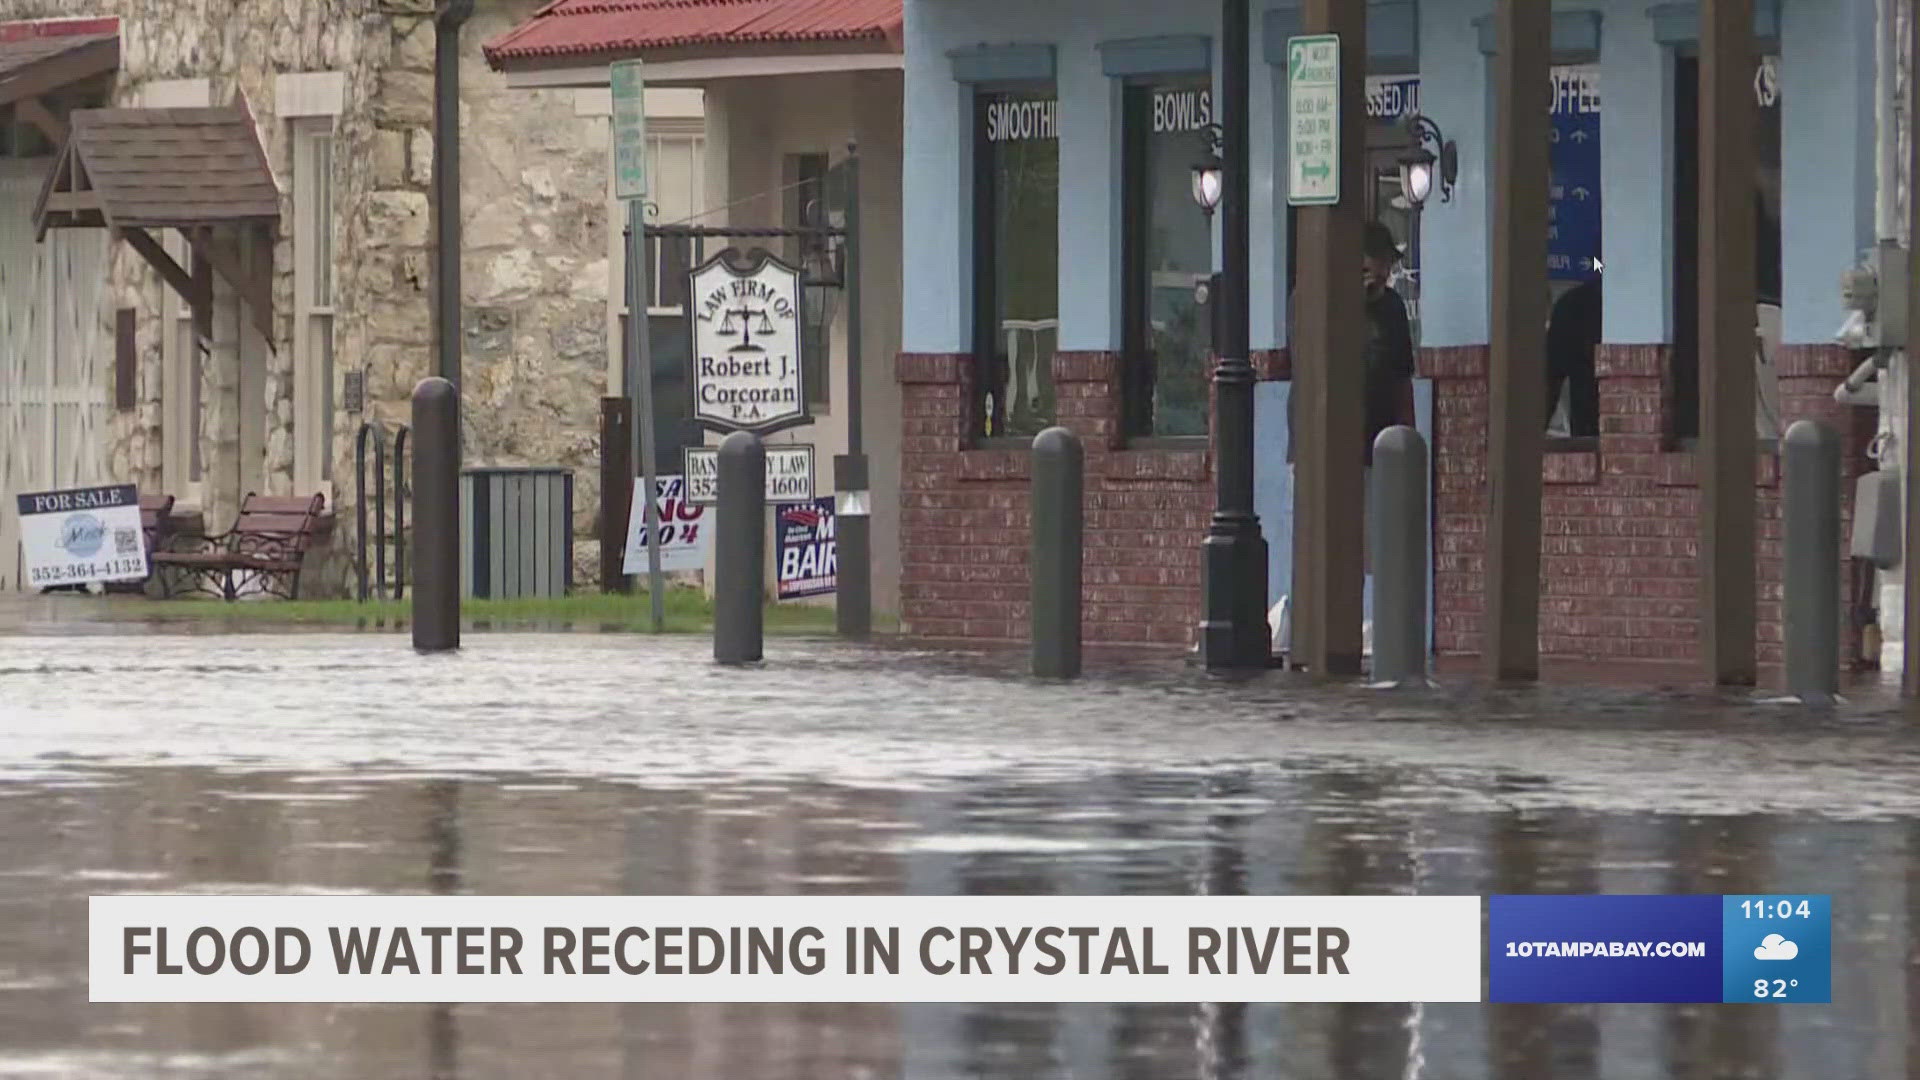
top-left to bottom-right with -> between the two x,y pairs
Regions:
1369,425 -> 1431,687
1031,426 -> 1083,679
1783,419 -> 1841,704
714,431 -> 766,664
411,377 -> 460,653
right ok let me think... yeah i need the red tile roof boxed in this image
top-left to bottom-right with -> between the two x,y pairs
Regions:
484,0 -> 903,70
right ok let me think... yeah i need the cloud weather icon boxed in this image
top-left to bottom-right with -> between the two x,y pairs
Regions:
1754,934 -> 1799,961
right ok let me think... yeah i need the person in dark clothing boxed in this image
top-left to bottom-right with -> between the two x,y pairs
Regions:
1545,278 -> 1602,439
1285,221 -> 1417,466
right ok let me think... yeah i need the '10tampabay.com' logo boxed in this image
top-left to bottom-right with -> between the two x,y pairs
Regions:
1488,895 -> 1830,1003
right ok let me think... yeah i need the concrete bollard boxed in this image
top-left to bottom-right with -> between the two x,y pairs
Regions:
1369,425 -> 1431,687
714,430 -> 766,665
411,377 -> 460,653
1031,427 -> 1084,679
1783,419 -> 1841,704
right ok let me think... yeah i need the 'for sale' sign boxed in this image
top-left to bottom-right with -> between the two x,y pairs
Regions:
15,484 -> 147,589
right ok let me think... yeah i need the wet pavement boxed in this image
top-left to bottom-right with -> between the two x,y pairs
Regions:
1,620 -> 1918,1078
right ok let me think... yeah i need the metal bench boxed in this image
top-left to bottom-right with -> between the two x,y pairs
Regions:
154,493 -> 326,601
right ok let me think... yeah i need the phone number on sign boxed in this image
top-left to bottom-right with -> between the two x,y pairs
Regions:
30,558 -> 145,585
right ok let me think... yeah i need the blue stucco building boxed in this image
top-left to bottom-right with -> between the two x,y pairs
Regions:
894,0 -> 1890,666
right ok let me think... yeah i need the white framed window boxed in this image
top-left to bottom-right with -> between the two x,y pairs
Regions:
291,115 -> 336,491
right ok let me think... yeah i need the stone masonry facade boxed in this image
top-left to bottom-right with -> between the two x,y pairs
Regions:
0,0 -> 612,595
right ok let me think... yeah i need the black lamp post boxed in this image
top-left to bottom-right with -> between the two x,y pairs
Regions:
1199,0 -> 1267,670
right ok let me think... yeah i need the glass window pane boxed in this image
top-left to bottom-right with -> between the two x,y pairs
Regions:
313,134 -> 333,306
981,92 -> 1059,438
317,314 -> 334,480
1135,82 -> 1213,437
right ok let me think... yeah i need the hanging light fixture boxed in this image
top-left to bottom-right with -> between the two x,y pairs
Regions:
1398,113 -> 1457,208
799,195 -> 845,343
1191,123 -> 1225,217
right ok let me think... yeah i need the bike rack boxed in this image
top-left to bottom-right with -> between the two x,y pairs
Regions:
353,423 -> 412,602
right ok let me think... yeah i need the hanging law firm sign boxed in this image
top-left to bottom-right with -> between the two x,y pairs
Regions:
687,248 -> 812,435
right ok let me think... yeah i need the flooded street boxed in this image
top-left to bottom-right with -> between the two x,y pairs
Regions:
1,627 -> 1918,1078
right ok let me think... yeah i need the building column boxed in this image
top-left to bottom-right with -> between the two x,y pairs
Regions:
197,247 -> 243,530
1700,0 -> 1759,686
1483,0 -> 1551,681
1292,0 -> 1368,675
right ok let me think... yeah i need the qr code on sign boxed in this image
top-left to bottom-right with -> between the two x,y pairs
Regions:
114,528 -> 139,555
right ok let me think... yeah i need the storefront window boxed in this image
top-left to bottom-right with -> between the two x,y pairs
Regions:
1671,53 -> 1782,443
1123,78 -> 1214,439
973,90 -> 1059,439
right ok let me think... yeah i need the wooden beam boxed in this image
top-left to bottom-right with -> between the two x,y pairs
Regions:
42,191 -> 100,213
0,37 -> 118,108
31,142 -> 73,241
190,241 -> 213,354
1483,0 -> 1552,682
1292,0 -> 1368,676
122,227 -> 202,308
15,96 -> 65,144
191,228 -> 274,342
1699,0 -> 1757,686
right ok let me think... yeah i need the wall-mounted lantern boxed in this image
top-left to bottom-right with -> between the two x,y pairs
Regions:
1399,113 -> 1458,207
1191,123 -> 1225,218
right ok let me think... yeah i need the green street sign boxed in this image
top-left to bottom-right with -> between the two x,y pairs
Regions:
1287,34 -> 1339,207
611,59 -> 646,201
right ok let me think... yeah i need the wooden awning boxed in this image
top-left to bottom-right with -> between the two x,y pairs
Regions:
0,24 -> 118,143
34,96 -> 279,341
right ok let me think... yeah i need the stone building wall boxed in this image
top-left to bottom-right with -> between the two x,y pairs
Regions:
2,0 -> 616,594
0,0 -> 382,534
456,0 -> 612,584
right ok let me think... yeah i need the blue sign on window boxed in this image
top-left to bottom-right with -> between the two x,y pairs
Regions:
1548,65 -> 1601,281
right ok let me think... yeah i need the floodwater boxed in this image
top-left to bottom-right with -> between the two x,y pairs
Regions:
1,625 -> 1918,1079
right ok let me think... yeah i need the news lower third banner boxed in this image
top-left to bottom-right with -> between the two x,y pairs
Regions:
90,894 -> 1829,1004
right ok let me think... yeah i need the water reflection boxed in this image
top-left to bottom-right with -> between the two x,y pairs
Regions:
0,763 -> 1913,1078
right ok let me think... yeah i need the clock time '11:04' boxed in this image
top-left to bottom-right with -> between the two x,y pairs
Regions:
1742,900 -> 1812,919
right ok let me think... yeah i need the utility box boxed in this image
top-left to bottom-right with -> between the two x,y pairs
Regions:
461,468 -> 574,598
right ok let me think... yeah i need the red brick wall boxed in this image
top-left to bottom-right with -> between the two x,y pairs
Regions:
899,343 -> 1872,667
1425,342 -> 1875,666
896,351 -> 1220,649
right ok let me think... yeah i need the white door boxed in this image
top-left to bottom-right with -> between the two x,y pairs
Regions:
0,162 -> 111,591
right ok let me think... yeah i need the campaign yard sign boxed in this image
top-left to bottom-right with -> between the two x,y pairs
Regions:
624,475 -> 710,575
776,497 -> 836,600
16,484 -> 148,589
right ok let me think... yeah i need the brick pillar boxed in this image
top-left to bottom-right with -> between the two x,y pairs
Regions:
1420,346 -> 1491,655
1593,344 -> 1667,485
1052,351 -> 1122,450
895,352 -> 983,640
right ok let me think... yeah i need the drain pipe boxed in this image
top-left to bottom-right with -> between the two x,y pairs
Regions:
433,0 -> 473,396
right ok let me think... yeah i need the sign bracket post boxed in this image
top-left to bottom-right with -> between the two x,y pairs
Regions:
613,59 -> 665,632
